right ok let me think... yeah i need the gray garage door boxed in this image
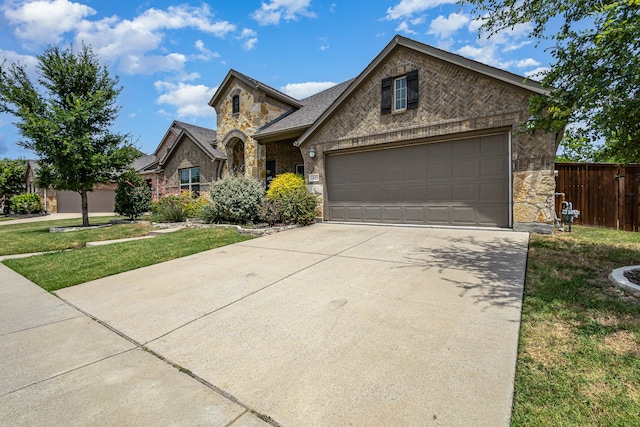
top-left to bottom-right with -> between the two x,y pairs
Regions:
57,190 -> 116,213
326,133 -> 510,227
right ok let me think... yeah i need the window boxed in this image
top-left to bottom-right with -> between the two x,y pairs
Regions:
180,167 -> 200,195
381,69 -> 419,114
295,164 -> 304,175
394,77 -> 407,111
232,95 -> 240,114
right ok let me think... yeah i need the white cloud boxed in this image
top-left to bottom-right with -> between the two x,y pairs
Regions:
385,0 -> 456,20
516,58 -> 540,68
0,49 -> 40,80
154,81 -> 217,118
251,0 -> 316,26
120,53 -> 187,75
280,81 -> 337,99
194,40 -> 220,61
4,0 -> 96,44
525,67 -> 550,79
73,4 -> 236,74
429,13 -> 470,38
239,28 -> 258,51
395,21 -> 417,35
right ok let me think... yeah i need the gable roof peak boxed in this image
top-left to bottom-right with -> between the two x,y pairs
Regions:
209,69 -> 302,109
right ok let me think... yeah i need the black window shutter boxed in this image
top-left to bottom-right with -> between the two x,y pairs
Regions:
407,70 -> 419,109
381,77 -> 392,114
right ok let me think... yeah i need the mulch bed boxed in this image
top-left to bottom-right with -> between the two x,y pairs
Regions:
623,269 -> 640,285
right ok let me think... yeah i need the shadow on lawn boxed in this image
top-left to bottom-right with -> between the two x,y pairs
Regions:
399,235 -> 528,312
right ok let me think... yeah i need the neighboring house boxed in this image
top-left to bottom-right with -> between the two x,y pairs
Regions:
136,120 -> 226,200
25,160 -> 116,213
208,35 -> 560,232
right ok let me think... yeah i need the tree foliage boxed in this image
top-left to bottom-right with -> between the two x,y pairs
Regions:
0,158 -> 26,213
114,169 -> 152,220
462,0 -> 640,162
0,44 -> 137,225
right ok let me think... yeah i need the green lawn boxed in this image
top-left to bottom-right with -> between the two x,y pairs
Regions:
3,227 -> 253,291
0,217 -> 14,222
513,226 -> 640,426
0,217 -> 149,255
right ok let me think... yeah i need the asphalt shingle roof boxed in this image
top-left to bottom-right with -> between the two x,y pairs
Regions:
254,78 -> 355,137
173,121 -> 226,160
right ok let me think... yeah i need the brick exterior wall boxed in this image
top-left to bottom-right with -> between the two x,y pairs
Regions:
162,136 -> 221,196
300,46 -> 558,231
266,140 -> 304,175
214,80 -> 294,180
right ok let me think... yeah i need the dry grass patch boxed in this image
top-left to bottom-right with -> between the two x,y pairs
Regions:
512,226 -> 640,426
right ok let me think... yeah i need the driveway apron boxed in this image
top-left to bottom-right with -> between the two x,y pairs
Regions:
28,224 -> 527,426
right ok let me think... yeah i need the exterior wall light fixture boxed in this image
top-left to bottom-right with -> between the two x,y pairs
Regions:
309,147 -> 316,158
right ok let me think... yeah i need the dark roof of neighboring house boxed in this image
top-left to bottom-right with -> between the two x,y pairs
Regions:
26,159 -> 40,173
253,79 -> 355,140
160,121 -> 226,167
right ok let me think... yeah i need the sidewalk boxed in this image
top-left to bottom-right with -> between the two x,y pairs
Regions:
0,263 -> 269,426
0,213 -> 116,226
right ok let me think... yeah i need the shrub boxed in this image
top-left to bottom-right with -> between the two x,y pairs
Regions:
259,200 -> 278,226
114,170 -> 152,220
266,172 -> 306,201
206,175 -> 265,224
277,187 -> 317,225
151,191 -> 209,223
10,193 -> 42,214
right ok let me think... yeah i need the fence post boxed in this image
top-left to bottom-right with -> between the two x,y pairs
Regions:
617,166 -> 625,231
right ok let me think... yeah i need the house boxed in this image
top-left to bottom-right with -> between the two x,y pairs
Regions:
25,160 -> 116,213
206,35 -> 559,232
137,120 -> 226,200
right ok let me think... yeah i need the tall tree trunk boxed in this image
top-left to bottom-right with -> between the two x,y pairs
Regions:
80,189 -> 89,227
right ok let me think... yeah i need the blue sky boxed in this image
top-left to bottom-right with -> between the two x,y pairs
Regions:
0,0 -> 555,159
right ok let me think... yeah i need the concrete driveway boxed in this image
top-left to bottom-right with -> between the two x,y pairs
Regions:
2,224 -> 529,426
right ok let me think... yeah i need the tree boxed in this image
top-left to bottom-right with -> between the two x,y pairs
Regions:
0,158 -> 26,214
462,0 -> 640,162
114,169 -> 152,220
0,44 -> 137,226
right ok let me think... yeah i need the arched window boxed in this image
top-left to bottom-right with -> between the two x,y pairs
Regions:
232,94 -> 240,114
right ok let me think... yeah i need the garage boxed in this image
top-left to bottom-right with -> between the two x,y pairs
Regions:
325,133 -> 510,227
56,190 -> 116,213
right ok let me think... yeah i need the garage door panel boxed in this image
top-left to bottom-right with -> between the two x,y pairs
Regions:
451,206 -> 477,224
404,206 -> 425,223
453,160 -> 478,179
427,184 -> 451,201
383,206 -> 402,222
57,190 -> 115,213
480,181 -> 508,201
452,183 -> 479,201
363,206 -> 383,222
427,163 -> 451,180
481,135 -> 506,154
480,157 -> 508,177
326,133 -> 509,227
453,138 -> 480,157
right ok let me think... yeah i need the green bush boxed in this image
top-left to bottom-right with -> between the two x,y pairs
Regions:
10,193 -> 42,214
266,172 -> 306,201
206,175 -> 265,224
151,191 -> 209,223
115,169 -> 152,220
277,187 -> 317,225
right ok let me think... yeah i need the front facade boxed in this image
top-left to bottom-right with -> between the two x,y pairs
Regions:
208,36 -> 559,232
138,121 -> 226,200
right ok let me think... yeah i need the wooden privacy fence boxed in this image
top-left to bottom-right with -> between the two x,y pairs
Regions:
555,163 -> 640,231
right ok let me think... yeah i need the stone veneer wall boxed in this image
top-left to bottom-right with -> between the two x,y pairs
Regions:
300,46 -> 558,231
214,81 -> 294,180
